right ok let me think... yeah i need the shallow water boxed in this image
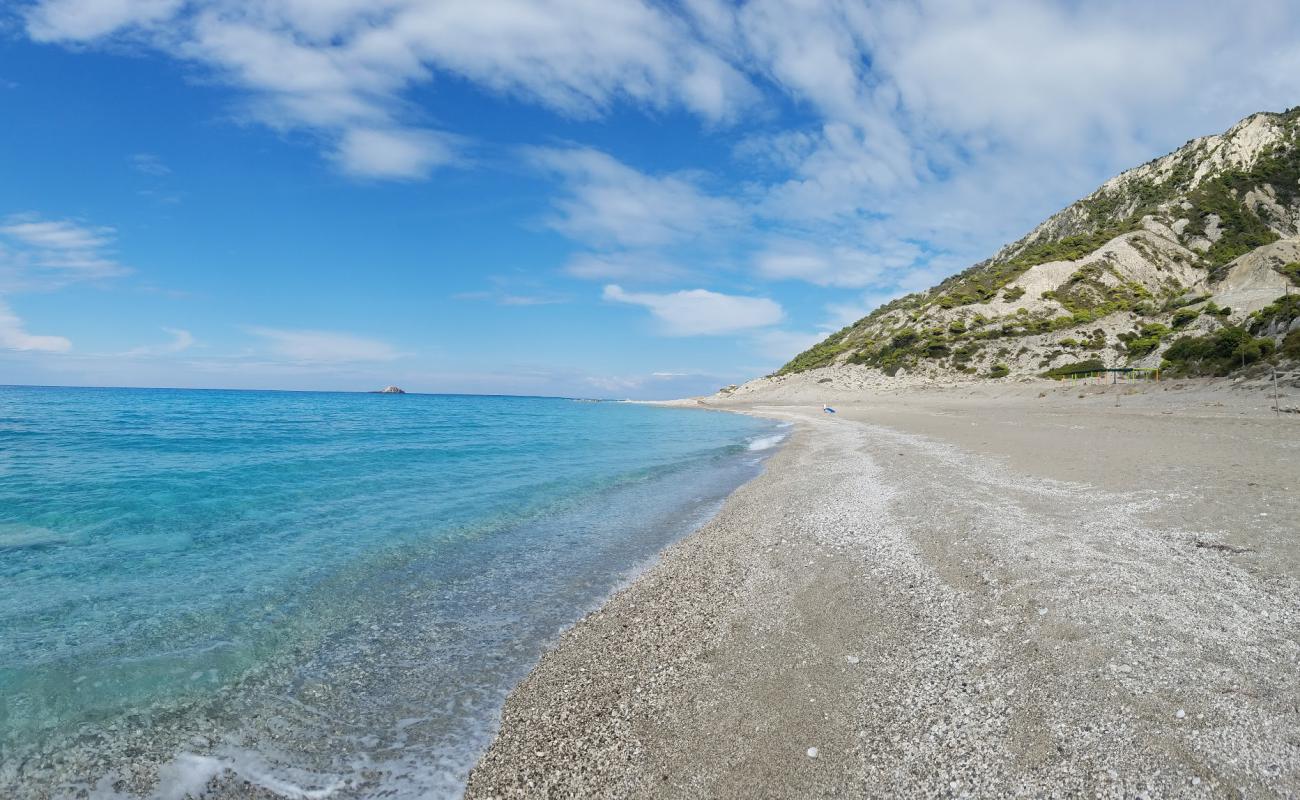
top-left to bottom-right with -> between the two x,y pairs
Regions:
0,387 -> 781,797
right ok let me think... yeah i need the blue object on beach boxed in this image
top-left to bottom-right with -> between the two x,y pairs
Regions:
823,405 -> 836,414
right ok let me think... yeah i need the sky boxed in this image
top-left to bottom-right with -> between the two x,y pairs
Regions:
2,1 -> 1300,398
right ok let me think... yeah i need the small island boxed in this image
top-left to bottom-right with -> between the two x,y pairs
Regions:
372,385 -> 406,394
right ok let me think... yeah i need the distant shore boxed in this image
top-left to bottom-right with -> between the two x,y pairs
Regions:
467,380 -> 1300,797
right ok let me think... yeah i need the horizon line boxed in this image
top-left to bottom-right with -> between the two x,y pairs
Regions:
0,383 -> 629,402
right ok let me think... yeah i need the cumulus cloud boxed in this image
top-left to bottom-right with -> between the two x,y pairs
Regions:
25,0 -> 1300,263
530,147 -> 743,249
603,284 -> 782,336
0,299 -> 71,352
19,0 -> 1300,372
331,127 -> 457,180
246,327 -> 401,362
23,0 -> 756,179
726,1 -> 1300,308
26,0 -> 182,41
753,240 -> 920,289
516,2 -> 1300,321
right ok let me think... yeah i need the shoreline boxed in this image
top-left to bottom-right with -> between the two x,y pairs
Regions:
1,398 -> 781,800
466,387 -> 1300,797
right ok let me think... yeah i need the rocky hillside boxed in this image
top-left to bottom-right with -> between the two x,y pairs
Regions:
773,108 -> 1300,385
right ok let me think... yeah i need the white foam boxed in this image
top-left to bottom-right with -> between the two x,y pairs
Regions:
746,433 -> 787,452
154,754 -> 226,800
98,750 -> 350,800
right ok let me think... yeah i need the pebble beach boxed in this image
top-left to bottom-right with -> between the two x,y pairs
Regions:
467,379 -> 1300,798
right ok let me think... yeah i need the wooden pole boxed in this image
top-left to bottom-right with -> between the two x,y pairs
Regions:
1275,366 -> 1281,418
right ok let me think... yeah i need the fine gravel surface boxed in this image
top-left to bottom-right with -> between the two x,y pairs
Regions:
466,391 -> 1300,798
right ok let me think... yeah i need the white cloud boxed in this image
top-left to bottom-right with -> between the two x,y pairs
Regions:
1,216 -> 112,251
563,252 -> 692,283
752,329 -> 826,362
246,327 -> 401,362
19,0 -> 1300,361
454,292 -> 563,307
0,299 -> 71,352
24,0 -> 757,179
453,274 -> 568,306
578,368 -> 738,399
530,147 -> 743,249
26,0 -> 182,41
332,127 -> 457,180
130,153 -> 172,176
123,327 -> 195,357
735,0 -> 1300,293
754,240 -> 910,289
522,4 -> 1300,309
0,214 -> 130,288
603,284 -> 782,336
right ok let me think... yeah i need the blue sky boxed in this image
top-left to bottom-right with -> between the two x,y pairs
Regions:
3,1 -> 1300,398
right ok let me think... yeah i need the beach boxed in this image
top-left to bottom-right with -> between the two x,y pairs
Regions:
467,380 -> 1300,797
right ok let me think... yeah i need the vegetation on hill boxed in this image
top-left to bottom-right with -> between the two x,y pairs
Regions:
1160,327 -> 1275,377
776,107 -> 1300,381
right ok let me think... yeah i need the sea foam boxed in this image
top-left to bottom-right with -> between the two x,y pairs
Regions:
747,433 -> 787,451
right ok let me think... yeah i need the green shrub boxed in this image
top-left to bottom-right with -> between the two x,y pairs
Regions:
777,326 -> 851,375
1181,149 -> 1294,266
1163,326 -> 1276,376
1172,308 -> 1200,328
1125,337 -> 1162,357
1166,293 -> 1211,310
890,329 -> 919,349
1283,329 -> 1300,360
988,363 -> 1010,378
1044,358 -> 1106,378
923,339 -> 951,358
1249,295 -> 1300,334
952,343 -> 980,363
1002,286 -> 1025,301
1279,262 -> 1300,287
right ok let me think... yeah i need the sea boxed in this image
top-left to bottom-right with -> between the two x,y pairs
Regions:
0,386 -> 784,798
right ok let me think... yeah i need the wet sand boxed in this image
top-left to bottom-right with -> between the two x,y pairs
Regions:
467,381 -> 1300,798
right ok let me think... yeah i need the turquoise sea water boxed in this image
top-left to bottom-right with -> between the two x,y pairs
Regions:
0,387 -> 782,798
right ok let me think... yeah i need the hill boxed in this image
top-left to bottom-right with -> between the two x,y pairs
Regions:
768,108 -> 1300,387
